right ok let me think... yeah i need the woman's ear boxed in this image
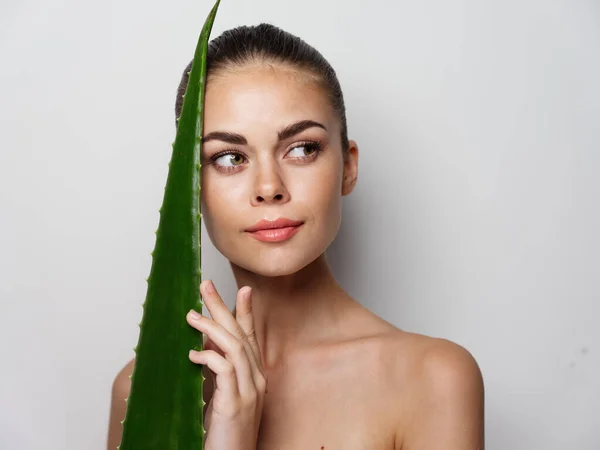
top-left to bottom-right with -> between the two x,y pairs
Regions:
341,139 -> 359,196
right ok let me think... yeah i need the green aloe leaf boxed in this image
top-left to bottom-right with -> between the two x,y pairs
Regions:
117,1 -> 221,449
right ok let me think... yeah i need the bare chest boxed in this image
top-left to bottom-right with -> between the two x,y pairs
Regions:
255,340 -> 401,450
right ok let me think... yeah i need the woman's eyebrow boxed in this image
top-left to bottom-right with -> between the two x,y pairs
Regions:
201,119 -> 327,145
201,131 -> 246,145
278,119 -> 327,141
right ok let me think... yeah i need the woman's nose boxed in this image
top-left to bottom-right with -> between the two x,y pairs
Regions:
251,164 -> 291,206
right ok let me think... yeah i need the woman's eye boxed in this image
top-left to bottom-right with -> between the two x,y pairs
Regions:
210,143 -> 320,171
287,143 -> 319,158
214,153 -> 245,167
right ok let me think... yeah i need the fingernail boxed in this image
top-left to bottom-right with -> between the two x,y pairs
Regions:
189,309 -> 202,320
206,280 -> 215,294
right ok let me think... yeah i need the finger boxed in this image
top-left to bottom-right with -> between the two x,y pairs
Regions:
189,349 -> 239,398
193,315 -> 229,397
187,310 -> 255,400
204,333 -> 225,358
202,336 -> 219,390
234,287 -> 267,394
201,280 -> 246,340
200,281 -> 264,386
235,287 -> 266,375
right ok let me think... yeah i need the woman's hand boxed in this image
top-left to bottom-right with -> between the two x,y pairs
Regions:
187,280 -> 267,450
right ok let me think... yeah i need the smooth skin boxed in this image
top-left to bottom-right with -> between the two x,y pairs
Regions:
107,62 -> 484,450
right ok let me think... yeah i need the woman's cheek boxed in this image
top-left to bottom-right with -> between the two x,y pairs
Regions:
200,182 -> 232,247
316,167 -> 344,240
323,195 -> 343,248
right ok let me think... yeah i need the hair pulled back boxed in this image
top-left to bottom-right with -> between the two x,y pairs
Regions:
175,23 -> 349,154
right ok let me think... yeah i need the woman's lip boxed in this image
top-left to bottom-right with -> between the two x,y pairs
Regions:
245,218 -> 304,232
246,224 -> 303,242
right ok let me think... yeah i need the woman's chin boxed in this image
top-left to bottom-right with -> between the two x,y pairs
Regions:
229,251 -> 319,278
241,259 -> 308,277
212,229 -> 331,277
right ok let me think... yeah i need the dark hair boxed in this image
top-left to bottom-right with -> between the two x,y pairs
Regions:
175,23 -> 349,155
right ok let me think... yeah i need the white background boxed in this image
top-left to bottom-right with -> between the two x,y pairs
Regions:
1,0 -> 598,449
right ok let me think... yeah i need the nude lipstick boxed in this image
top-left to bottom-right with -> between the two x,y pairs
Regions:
245,218 -> 304,243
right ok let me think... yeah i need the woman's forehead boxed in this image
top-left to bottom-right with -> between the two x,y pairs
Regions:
204,66 -> 336,133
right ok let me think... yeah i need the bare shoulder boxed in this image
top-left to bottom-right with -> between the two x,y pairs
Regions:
343,299 -> 484,450
391,330 -> 483,385
349,305 -> 482,388
112,358 -> 135,395
420,337 -> 483,388
382,330 -> 485,450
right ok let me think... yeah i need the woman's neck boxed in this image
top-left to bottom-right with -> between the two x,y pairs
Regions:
230,253 -> 360,371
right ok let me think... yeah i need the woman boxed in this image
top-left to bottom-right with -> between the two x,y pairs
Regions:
107,23 -> 484,450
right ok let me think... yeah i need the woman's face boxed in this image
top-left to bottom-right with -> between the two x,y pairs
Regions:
200,63 -> 357,276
